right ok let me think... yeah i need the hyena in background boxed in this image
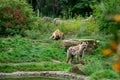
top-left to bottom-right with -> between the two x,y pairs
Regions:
66,41 -> 88,64
49,29 -> 64,40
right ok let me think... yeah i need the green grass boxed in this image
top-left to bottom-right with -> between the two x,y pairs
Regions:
59,19 -> 82,34
37,18 -> 84,35
0,35 -> 71,73
0,62 -> 71,73
0,18 -> 120,79
90,69 -> 120,80
0,35 -> 66,63
0,35 -> 119,80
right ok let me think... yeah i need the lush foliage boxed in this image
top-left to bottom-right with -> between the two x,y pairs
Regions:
0,0 -> 120,79
0,0 -> 36,36
93,0 -> 120,39
93,0 -> 120,74
37,16 -> 99,38
27,0 -> 98,17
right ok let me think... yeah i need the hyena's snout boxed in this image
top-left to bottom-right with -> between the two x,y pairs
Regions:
83,45 -> 87,49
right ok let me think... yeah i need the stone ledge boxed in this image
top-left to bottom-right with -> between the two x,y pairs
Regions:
0,71 -> 89,80
62,39 -> 100,54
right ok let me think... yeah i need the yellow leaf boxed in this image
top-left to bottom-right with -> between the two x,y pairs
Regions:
113,14 -> 120,22
102,49 -> 113,56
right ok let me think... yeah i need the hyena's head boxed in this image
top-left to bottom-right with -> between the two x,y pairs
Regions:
80,41 -> 88,50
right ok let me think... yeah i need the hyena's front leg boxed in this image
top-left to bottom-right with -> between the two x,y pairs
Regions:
76,54 -> 80,63
51,34 -> 56,40
49,35 -> 54,39
81,50 -> 85,59
66,56 -> 70,63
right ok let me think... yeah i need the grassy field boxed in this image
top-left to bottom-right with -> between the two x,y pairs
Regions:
0,18 -> 120,80
0,36 -> 66,63
0,35 -> 120,80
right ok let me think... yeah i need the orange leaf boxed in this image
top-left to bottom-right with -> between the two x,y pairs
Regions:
112,61 -> 120,73
113,14 -> 120,22
102,49 -> 113,56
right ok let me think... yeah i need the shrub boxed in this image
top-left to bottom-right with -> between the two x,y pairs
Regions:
93,0 -> 120,39
0,0 -> 36,36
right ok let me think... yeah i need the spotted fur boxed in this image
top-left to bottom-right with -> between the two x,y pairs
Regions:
66,41 -> 88,63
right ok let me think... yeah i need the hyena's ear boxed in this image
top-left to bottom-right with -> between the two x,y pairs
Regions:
85,41 -> 89,44
85,41 -> 89,45
79,42 -> 83,44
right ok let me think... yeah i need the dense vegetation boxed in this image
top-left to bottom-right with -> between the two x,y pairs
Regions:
0,0 -> 120,80
27,0 -> 99,17
0,0 -> 36,36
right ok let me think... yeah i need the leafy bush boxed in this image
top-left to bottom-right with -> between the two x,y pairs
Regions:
0,0 -> 36,36
93,0 -> 120,74
93,0 -> 120,39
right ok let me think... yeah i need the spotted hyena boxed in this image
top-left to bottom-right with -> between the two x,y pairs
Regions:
49,29 -> 64,40
66,41 -> 88,63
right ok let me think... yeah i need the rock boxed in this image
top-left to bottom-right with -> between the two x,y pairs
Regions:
41,17 -> 52,22
0,71 -> 89,80
69,64 -> 85,74
53,18 -> 61,26
62,39 -> 99,54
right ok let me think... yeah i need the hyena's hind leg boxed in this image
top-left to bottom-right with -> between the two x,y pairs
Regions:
69,55 -> 73,63
66,55 -> 73,63
66,50 -> 73,63
66,56 -> 70,63
66,52 -> 70,63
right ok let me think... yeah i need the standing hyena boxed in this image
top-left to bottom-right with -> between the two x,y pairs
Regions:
66,41 -> 88,63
